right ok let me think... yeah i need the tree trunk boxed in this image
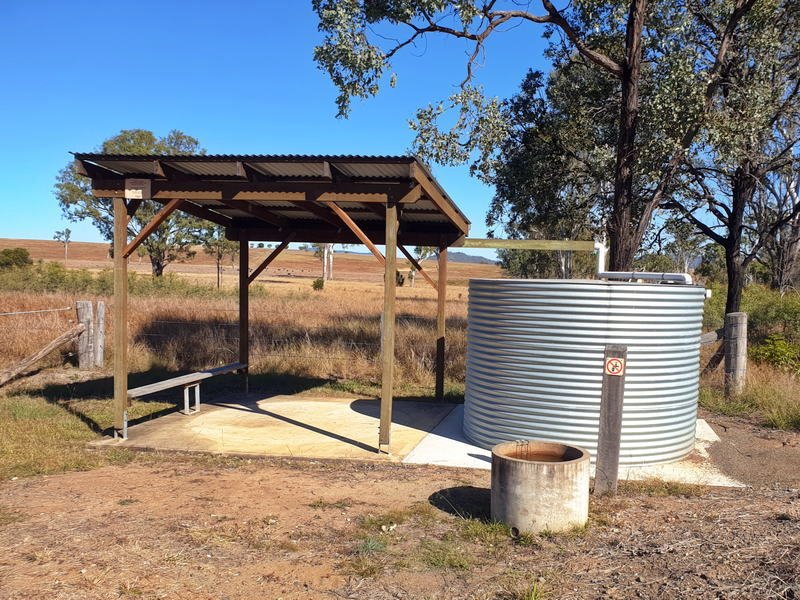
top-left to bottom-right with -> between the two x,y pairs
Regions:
607,0 -> 647,271
216,258 -> 221,289
150,255 -> 165,277
724,163 -> 757,314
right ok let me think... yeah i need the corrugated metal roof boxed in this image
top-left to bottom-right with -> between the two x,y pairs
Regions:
72,152 -> 470,244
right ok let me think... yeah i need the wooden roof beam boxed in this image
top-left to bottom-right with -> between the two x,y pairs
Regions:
219,198 -> 288,230
248,234 -> 296,284
409,164 -> 469,234
328,202 -> 385,266
398,244 -> 436,290
155,198 -> 234,227
123,199 -> 183,258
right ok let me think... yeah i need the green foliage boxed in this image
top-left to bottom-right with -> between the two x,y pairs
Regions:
0,261 -> 258,299
750,334 -> 800,373
634,252 -> 679,273
55,129 -> 206,276
0,248 -> 32,269
312,278 -> 325,291
498,248 -> 596,279
696,244 -> 727,284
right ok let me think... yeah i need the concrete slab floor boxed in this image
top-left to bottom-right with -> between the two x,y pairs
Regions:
403,405 -> 745,488
92,395 -> 456,461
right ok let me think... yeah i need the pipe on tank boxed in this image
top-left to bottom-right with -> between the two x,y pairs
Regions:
593,241 -> 693,285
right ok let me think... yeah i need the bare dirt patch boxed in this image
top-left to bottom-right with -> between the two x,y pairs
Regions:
1,456 -> 798,600
703,411 -> 800,488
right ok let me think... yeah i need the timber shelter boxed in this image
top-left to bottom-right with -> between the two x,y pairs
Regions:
72,153 -> 470,453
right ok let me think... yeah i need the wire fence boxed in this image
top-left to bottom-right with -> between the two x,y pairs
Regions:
0,307 -> 73,317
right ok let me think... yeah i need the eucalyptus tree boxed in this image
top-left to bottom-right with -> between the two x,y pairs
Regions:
313,0 -> 758,270
201,224 -> 240,288
755,171 -> 800,292
55,129 -> 205,276
486,69 -> 606,278
664,0 -> 800,313
53,228 -> 71,265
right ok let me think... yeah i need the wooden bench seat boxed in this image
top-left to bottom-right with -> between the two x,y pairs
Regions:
127,362 -> 246,415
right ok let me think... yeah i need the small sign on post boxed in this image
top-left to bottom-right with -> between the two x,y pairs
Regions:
124,178 -> 152,200
595,344 -> 628,495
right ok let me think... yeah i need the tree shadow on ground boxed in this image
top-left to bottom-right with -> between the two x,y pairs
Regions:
428,486 -> 491,521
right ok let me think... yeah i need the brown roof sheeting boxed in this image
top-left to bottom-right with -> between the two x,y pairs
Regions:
73,153 -> 470,247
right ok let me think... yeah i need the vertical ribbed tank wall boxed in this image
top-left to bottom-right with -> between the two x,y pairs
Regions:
464,279 -> 707,466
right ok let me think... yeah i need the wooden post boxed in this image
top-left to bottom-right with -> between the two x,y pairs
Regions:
724,312 -> 747,398
75,300 -> 94,369
379,201 -> 398,453
113,197 -> 129,438
595,344 -> 627,495
94,301 -> 106,367
435,247 -> 448,402
239,239 -> 250,393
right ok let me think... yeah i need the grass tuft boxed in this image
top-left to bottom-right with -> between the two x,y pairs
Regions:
420,538 -> 472,570
459,518 -> 510,544
355,536 -> 387,556
618,478 -> 707,497
308,498 -> 353,510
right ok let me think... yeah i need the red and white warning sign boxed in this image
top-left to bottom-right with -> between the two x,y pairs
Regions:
604,357 -> 626,377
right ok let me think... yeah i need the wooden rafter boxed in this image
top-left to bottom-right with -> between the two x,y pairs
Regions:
176,200 -> 233,227
328,202 -> 385,265
248,235 -> 295,284
292,199 -> 345,227
398,244 -> 436,290
219,198 -> 288,229
123,199 -> 184,258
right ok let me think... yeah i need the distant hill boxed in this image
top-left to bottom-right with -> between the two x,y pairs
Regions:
447,251 -> 497,265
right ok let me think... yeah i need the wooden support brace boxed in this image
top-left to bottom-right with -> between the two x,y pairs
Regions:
328,202 -> 385,265
398,244 -> 436,290
123,198 -> 184,258
248,235 -> 295,284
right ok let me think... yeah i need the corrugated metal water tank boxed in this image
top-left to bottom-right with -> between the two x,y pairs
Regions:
463,279 -> 707,466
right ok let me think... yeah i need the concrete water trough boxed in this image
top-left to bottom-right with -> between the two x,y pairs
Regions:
491,440 -> 590,534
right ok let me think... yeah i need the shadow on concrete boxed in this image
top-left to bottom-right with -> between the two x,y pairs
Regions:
428,486 -> 490,521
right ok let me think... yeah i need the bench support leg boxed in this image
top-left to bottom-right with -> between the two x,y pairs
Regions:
183,384 -> 201,415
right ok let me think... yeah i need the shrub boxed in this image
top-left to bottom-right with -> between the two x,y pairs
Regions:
312,278 -> 324,291
749,334 -> 800,373
0,248 -> 32,269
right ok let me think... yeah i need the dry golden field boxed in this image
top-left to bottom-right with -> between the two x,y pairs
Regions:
0,238 -> 502,397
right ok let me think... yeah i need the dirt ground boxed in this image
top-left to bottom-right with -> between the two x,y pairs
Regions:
1,419 -> 799,600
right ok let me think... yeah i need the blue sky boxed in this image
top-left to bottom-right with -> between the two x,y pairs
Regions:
0,1 -> 551,258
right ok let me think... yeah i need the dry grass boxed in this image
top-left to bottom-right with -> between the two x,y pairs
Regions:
700,359 -> 800,430
0,273 -> 470,396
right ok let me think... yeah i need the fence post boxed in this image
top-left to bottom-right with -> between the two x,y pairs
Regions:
94,301 -> 106,367
75,301 -> 94,369
595,344 -> 627,495
724,312 -> 747,398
